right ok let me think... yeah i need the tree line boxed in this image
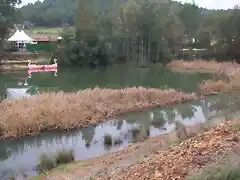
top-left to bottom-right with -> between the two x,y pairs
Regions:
0,0 -> 22,57
2,0 -> 240,68
54,0 -> 240,68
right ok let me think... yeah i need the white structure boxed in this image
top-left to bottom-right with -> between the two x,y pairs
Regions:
8,29 -> 37,51
6,88 -> 30,100
57,36 -> 63,40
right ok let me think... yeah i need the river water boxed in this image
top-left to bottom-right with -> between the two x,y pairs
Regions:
0,67 -> 233,179
0,67 -> 223,99
0,92 -> 239,179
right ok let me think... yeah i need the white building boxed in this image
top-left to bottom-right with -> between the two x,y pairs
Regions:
8,29 -> 37,51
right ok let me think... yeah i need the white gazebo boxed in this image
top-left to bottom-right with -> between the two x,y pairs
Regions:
8,29 -> 36,51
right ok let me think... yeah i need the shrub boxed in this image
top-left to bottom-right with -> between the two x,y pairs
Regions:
104,134 -> 113,146
113,137 -> 123,145
131,125 -> 150,143
37,153 -> 55,172
55,149 -> 75,165
54,36 -> 114,68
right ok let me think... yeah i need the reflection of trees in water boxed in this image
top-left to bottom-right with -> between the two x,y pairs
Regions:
81,125 -> 96,147
175,104 -> 197,119
111,120 -> 124,131
2,92 -> 240,162
0,119 -> 127,159
0,130 -> 80,159
207,93 -> 240,119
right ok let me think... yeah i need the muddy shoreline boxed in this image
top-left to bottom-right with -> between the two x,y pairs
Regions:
29,121 -> 240,180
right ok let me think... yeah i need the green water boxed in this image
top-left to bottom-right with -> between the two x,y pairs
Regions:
0,67 -> 221,98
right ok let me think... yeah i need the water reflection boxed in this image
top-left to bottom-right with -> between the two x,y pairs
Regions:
0,92 -> 240,179
0,67 -> 214,94
6,85 -> 39,100
28,68 -> 58,79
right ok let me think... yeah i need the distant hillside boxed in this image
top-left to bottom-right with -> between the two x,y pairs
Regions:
20,0 -> 117,27
20,0 -> 220,28
20,0 -> 76,27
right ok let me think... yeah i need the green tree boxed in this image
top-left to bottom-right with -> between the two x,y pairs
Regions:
0,0 -> 21,56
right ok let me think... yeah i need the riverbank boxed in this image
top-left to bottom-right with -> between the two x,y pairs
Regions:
95,121 -> 240,180
1,60 -> 240,139
0,87 -> 196,139
29,120 -> 240,180
168,60 -> 240,95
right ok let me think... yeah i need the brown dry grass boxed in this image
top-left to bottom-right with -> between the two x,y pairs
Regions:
168,59 -> 221,72
199,80 -> 231,95
168,60 -> 240,95
168,59 -> 240,73
200,71 -> 240,95
0,87 -> 196,139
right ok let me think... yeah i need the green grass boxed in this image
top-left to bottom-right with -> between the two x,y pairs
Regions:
188,163 -> 240,180
232,123 -> 240,130
26,27 -> 62,35
25,27 -> 75,37
30,161 -> 85,180
36,149 -> 75,173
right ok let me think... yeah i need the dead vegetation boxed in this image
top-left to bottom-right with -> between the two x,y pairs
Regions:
167,59 -> 240,73
0,87 -> 196,139
199,80 -> 231,95
168,60 -> 240,95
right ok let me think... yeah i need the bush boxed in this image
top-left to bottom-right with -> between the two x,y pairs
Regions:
55,149 -> 75,165
37,153 -> 55,172
37,149 -> 75,172
53,35 -> 114,68
131,125 -> 150,143
113,137 -> 123,145
104,134 -> 113,146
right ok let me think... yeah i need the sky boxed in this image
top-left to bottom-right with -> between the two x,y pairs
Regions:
19,0 -> 239,9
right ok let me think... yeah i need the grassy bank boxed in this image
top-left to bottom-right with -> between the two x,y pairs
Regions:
0,87 -> 196,139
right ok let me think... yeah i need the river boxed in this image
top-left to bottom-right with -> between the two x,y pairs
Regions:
0,67 -> 233,179
0,67 -> 220,99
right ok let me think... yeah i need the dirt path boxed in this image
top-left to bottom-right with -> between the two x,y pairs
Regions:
31,119 -> 240,180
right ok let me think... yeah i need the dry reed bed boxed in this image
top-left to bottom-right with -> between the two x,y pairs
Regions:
200,71 -> 240,95
168,59 -> 240,73
168,60 -> 240,95
199,80 -> 232,95
0,87 -> 196,139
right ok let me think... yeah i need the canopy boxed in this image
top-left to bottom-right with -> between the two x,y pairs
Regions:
8,29 -> 33,42
6,88 -> 30,100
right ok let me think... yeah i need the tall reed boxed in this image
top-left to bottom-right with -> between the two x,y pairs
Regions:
0,87 -> 196,139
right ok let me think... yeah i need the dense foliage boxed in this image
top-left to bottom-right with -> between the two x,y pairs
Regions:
20,0 -> 76,27
54,34 -> 114,68
20,0 -> 116,27
22,0 -> 240,67
0,0 -> 21,56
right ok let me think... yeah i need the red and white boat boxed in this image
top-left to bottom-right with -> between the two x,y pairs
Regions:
28,59 -> 58,70
28,68 -> 58,78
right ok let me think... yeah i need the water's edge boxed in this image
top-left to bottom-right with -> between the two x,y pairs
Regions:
0,92 -> 239,179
